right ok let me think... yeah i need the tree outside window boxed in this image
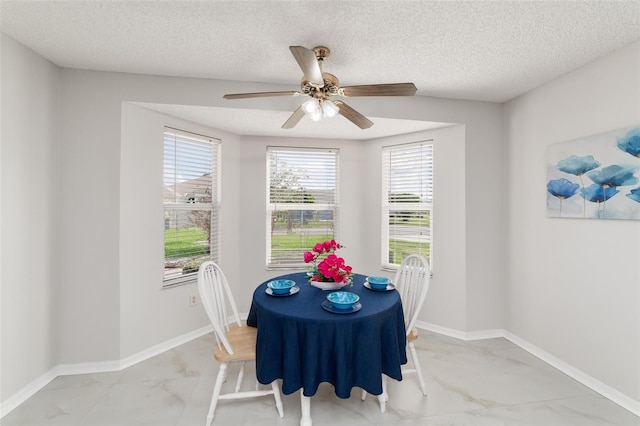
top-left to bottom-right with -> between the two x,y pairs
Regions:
267,147 -> 338,267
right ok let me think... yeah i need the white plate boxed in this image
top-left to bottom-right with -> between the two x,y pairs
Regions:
364,281 -> 396,292
266,286 -> 300,297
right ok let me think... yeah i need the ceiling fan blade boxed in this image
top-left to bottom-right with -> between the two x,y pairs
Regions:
289,46 -> 324,87
335,101 -> 374,129
339,83 -> 417,97
223,91 -> 301,100
281,106 -> 305,129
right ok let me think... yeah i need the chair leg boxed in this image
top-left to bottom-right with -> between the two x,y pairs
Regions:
270,380 -> 284,417
409,341 -> 427,396
235,361 -> 245,393
221,361 -> 229,383
206,362 -> 227,426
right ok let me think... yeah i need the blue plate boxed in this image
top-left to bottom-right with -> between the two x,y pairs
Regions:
364,281 -> 396,292
266,286 -> 300,297
321,300 -> 362,314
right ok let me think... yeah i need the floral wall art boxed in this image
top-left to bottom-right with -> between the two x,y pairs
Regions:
546,125 -> 640,220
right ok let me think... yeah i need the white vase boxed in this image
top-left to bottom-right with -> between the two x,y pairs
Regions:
310,280 -> 347,290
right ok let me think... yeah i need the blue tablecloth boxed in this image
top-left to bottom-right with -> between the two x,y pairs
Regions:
247,272 -> 407,398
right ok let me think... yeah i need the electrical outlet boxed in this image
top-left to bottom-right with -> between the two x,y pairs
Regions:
189,294 -> 197,307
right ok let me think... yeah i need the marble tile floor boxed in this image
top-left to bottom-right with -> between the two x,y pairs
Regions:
2,331 -> 639,426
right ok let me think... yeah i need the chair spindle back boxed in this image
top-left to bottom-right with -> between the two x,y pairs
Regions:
198,261 -> 242,354
393,254 -> 431,334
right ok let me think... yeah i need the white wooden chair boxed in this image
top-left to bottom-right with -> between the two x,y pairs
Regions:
198,261 -> 284,425
362,254 -> 431,411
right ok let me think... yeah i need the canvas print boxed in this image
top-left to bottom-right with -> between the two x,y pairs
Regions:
546,125 -> 640,220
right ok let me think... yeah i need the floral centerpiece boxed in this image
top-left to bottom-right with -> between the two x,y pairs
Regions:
304,240 -> 353,289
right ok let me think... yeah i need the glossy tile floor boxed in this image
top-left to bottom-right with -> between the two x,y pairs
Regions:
3,331 -> 639,426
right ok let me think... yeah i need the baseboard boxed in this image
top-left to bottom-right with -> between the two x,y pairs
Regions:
503,331 -> 640,417
414,321 -> 639,417
118,324 -> 213,371
4,322 -> 638,419
0,368 -> 58,418
416,320 -> 503,341
0,324 -> 213,419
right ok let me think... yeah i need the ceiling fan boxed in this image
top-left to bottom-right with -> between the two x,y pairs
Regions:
223,46 -> 417,130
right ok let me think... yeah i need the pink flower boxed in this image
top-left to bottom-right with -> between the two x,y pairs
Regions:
303,251 -> 316,263
304,240 -> 352,285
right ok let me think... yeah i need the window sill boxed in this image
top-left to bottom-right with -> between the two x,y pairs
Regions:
266,266 -> 307,271
162,275 -> 197,289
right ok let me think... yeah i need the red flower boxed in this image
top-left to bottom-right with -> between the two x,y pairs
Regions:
303,251 -> 316,263
304,240 -> 353,285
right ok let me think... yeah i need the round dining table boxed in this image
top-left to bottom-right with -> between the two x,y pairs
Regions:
247,272 -> 407,426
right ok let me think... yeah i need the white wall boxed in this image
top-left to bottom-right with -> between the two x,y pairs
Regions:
1,34 -> 60,401
56,69 -> 256,364
504,40 -> 640,402
53,68 -> 504,365
1,42 -> 505,409
361,126 -> 469,330
120,104 -> 243,358
3,27 -> 639,414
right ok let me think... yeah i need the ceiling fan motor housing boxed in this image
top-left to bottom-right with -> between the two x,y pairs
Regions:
301,72 -> 339,98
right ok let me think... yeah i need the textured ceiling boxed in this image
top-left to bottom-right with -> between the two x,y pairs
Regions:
2,0 -> 639,139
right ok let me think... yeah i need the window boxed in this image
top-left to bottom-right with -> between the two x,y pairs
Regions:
382,141 -> 433,268
267,147 -> 338,267
163,128 -> 220,285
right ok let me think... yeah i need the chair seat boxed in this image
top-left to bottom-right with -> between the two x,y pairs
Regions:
214,325 -> 257,362
407,327 -> 419,342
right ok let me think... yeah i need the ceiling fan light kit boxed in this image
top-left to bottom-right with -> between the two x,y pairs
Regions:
223,45 -> 417,130
302,98 -> 339,121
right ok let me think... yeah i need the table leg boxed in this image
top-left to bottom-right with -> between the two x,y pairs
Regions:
377,374 -> 388,413
300,392 -> 312,426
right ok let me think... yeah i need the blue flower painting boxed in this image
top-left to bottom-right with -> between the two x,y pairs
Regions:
547,179 -> 579,217
546,125 -> 640,220
617,127 -> 640,158
628,187 -> 640,203
581,184 -> 620,202
547,178 -> 579,198
557,155 -> 600,176
586,164 -> 638,188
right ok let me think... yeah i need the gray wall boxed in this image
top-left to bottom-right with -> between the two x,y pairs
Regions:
1,34 -> 60,407
8,32 -> 637,413
503,40 -> 640,401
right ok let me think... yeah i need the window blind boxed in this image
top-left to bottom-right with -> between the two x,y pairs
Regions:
267,147 -> 338,267
163,128 -> 220,283
382,142 -> 433,267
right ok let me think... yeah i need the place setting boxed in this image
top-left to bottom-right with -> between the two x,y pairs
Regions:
321,291 -> 362,314
265,279 -> 300,297
364,276 -> 396,292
